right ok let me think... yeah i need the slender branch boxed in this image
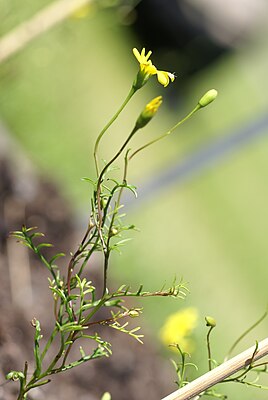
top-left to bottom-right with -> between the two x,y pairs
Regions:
207,326 -> 214,371
96,125 -> 139,231
129,105 -> 200,161
0,0 -> 94,64
225,308 -> 268,360
102,150 -> 130,294
162,338 -> 268,400
67,223 -> 94,296
93,87 -> 135,175
94,126 -> 139,291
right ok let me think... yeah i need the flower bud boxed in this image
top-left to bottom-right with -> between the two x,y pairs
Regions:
133,65 -> 157,90
129,310 -> 140,318
198,89 -> 218,108
135,96 -> 162,129
111,227 -> 118,236
205,316 -> 217,328
101,197 -> 108,209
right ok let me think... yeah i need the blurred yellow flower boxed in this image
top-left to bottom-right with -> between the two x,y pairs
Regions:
133,48 -> 175,87
160,307 -> 198,353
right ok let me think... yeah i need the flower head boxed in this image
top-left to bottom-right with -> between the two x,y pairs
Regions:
132,47 -> 175,89
135,96 -> 163,129
160,307 -> 198,353
133,48 -> 154,68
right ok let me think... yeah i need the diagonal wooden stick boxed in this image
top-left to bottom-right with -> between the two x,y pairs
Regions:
162,337 -> 268,400
0,0 -> 93,64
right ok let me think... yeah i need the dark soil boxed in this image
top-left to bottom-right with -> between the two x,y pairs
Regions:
0,130 -> 173,400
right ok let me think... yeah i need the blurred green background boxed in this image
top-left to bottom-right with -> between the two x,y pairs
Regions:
1,0 -> 268,398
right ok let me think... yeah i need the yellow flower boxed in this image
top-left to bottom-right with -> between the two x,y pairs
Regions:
132,47 -> 175,88
132,48 -> 156,73
160,307 -> 198,353
135,96 -> 163,129
143,96 -> 163,115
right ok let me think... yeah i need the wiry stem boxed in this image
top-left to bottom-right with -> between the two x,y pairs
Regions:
129,105 -> 200,161
94,87 -> 136,176
95,126 -> 139,293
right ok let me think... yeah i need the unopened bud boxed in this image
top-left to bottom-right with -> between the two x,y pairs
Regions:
101,197 -> 108,209
129,310 -> 140,318
205,316 -> 217,328
31,318 -> 37,327
198,89 -> 218,108
111,227 -> 118,236
135,96 -> 162,129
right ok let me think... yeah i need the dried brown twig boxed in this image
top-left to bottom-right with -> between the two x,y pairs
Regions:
162,337 -> 268,400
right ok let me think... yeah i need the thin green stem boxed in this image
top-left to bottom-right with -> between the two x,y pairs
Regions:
83,295 -> 111,325
102,151 -> 130,295
17,363 -> 28,400
95,126 -> 139,292
67,223 -> 95,295
40,326 -> 58,361
96,125 -> 139,221
60,331 -> 77,368
224,342 -> 259,383
42,331 -> 66,377
77,240 -> 98,277
93,86 -> 136,176
207,326 -> 214,371
177,346 -> 186,388
226,309 -> 268,360
129,104 -> 200,161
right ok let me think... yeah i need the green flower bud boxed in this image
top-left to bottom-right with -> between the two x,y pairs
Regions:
111,227 -> 118,236
129,310 -> 140,318
205,316 -> 217,328
198,89 -> 218,108
101,197 -> 108,209
135,96 -> 162,129
6,371 -> 25,381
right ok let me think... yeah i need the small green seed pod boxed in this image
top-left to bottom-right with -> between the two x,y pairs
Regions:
198,89 -> 218,108
205,316 -> 217,328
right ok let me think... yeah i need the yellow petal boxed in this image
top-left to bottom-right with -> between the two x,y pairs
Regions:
157,71 -> 176,87
142,62 -> 157,75
133,48 -> 153,65
144,49 -> 152,62
157,71 -> 169,87
133,48 -> 142,63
